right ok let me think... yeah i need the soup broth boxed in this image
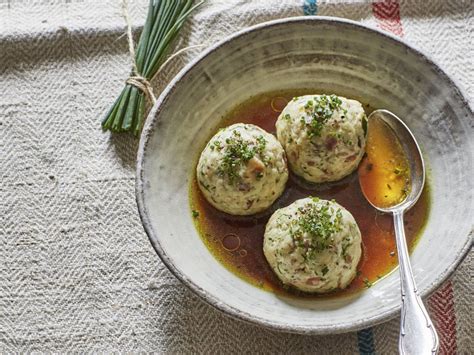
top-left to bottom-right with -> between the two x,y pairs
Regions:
189,90 -> 429,298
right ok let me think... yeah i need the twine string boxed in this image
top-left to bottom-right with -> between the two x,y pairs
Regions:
125,76 -> 156,103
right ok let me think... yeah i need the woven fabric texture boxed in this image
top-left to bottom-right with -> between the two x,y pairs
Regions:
1,0 -> 472,353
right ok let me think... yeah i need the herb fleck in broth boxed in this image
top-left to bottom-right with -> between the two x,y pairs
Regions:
189,90 -> 430,298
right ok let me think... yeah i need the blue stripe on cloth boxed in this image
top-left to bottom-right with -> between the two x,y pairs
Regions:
357,328 -> 376,354
303,0 -> 318,15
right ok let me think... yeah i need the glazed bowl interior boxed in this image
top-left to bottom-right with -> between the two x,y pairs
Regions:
136,17 -> 473,334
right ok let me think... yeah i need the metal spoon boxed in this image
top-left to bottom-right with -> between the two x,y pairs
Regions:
361,109 -> 439,355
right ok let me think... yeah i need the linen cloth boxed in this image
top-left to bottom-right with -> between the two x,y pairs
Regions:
1,0 -> 472,353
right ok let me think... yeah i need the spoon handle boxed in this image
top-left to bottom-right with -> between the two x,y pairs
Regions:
393,211 -> 439,355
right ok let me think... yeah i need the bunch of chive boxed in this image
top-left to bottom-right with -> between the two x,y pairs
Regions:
102,0 -> 202,135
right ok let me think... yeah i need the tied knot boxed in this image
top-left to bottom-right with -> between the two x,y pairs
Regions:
126,75 -> 156,104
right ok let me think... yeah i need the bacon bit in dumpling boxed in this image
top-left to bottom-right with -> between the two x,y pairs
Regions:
238,182 -> 250,192
325,136 -> 337,150
306,277 -> 321,285
247,156 -> 265,175
345,154 -> 357,162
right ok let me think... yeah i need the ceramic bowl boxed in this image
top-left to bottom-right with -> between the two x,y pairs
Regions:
136,17 -> 473,334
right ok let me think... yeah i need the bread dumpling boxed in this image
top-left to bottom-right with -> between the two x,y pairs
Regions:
197,123 -> 288,215
263,197 -> 362,293
276,94 -> 367,183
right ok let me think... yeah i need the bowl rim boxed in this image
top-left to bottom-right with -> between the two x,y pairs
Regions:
136,15 -> 474,334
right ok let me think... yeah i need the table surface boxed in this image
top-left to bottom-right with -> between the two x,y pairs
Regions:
1,0 -> 472,353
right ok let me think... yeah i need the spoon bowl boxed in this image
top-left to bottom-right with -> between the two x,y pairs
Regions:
362,109 -> 439,355
365,110 -> 426,213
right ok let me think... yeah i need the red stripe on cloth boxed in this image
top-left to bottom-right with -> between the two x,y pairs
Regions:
372,0 -> 404,37
428,281 -> 458,355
